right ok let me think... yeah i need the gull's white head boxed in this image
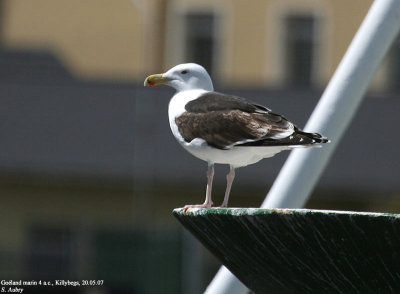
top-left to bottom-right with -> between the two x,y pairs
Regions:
144,63 -> 214,92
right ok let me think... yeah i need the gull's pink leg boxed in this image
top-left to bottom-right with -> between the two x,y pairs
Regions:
219,165 -> 235,208
183,163 -> 214,211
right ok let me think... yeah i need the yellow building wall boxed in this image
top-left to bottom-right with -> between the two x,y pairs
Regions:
228,0 -> 268,86
2,0 -> 142,80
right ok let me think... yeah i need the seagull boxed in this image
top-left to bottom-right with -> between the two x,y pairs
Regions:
144,63 -> 329,209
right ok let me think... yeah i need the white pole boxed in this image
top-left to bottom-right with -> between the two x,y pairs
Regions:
205,0 -> 400,293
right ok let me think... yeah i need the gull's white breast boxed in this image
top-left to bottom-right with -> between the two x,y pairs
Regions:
168,89 -> 208,143
182,138 -> 292,168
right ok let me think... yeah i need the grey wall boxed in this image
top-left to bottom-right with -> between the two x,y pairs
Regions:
0,49 -> 399,193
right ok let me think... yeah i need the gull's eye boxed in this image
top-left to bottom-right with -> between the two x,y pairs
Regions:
181,70 -> 188,74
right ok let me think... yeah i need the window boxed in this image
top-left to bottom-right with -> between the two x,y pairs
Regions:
285,15 -> 316,88
27,227 -> 74,280
185,13 -> 216,75
388,34 -> 400,90
94,228 -> 182,294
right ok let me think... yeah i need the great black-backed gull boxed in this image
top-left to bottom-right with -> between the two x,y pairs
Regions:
144,63 -> 329,209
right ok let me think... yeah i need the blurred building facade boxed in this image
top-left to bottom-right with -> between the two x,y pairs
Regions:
0,1 -> 399,294
5,0 -> 399,90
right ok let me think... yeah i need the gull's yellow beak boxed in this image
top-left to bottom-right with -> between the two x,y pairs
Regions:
144,73 -> 172,87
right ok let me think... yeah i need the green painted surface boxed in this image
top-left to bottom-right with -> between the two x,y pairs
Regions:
173,208 -> 400,294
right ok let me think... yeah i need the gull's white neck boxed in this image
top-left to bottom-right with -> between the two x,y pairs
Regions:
169,89 -> 209,118
168,89 -> 210,143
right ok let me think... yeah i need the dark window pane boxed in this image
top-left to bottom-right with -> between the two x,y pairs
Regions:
285,15 -> 315,88
185,13 -> 215,74
27,227 -> 73,280
94,229 -> 182,294
388,34 -> 400,90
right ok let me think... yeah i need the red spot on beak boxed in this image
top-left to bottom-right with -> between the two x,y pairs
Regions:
150,81 -> 155,86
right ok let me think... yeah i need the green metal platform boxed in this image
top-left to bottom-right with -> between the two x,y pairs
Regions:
173,208 -> 400,294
